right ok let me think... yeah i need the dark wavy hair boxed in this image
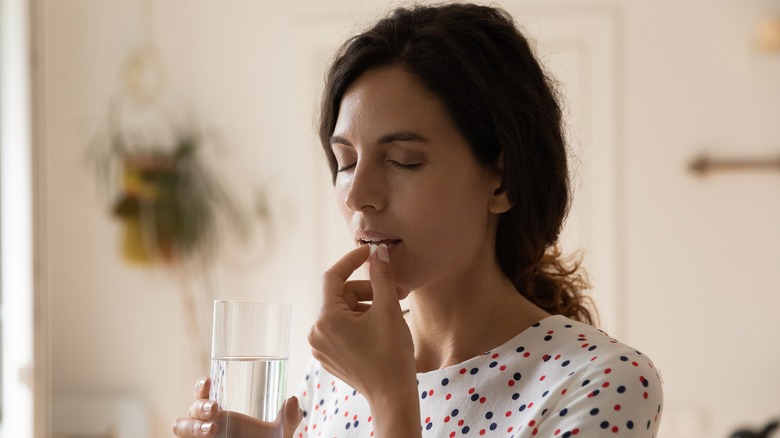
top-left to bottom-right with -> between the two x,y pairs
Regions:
319,3 -> 596,325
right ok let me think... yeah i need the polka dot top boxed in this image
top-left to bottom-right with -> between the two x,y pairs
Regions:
294,315 -> 663,437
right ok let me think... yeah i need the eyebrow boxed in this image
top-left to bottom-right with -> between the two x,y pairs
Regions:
329,131 -> 430,147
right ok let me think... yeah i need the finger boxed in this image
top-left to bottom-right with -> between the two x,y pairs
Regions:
283,396 -> 304,438
193,377 -> 210,399
188,399 -> 219,421
343,280 -> 373,308
369,244 -> 399,309
322,245 -> 371,306
172,418 -> 217,437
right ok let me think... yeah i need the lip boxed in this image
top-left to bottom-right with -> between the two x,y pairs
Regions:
354,229 -> 402,247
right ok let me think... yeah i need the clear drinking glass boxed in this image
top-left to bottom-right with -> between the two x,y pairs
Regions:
209,301 -> 292,425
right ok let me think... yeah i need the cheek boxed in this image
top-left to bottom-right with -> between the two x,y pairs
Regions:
334,179 -> 350,216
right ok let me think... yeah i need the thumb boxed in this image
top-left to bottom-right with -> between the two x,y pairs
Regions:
282,396 -> 303,438
369,244 -> 399,308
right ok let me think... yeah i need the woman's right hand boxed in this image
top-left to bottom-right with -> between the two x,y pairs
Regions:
172,377 -> 303,438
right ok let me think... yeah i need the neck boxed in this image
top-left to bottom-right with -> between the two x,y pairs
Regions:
406,259 -> 549,373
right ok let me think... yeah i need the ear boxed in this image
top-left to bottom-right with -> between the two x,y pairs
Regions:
488,154 -> 511,214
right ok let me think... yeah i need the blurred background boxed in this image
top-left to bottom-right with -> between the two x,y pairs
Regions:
2,0 -> 779,437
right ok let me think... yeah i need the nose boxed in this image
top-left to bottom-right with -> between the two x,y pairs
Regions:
342,161 -> 385,212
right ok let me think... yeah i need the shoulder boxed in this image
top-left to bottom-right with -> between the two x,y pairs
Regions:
531,316 -> 664,436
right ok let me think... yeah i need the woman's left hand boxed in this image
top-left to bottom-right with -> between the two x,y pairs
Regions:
308,243 -> 420,436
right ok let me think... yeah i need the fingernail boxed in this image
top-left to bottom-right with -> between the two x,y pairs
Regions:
376,244 -> 389,263
197,377 -> 207,388
369,243 -> 378,256
201,422 -> 213,432
203,401 -> 215,412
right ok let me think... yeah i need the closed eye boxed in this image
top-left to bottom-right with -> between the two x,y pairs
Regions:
337,162 -> 357,172
390,161 -> 423,170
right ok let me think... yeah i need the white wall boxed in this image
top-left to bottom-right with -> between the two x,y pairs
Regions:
40,1 -> 780,437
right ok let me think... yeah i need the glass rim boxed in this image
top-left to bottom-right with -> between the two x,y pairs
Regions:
213,300 -> 292,308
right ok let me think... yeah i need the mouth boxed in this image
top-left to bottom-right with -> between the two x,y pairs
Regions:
358,238 -> 402,248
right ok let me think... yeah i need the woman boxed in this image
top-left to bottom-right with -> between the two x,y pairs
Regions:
173,4 -> 663,437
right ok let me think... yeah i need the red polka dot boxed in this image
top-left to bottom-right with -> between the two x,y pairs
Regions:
508,380 -> 515,387
632,361 -> 639,367
425,417 -> 431,423
523,352 -> 531,358
459,368 -> 467,374
500,365 -> 507,371
582,343 -> 589,348
548,330 -> 554,334
554,354 -> 561,360
555,429 -> 561,435
602,382 -> 610,388
444,416 -> 450,423
605,368 -> 612,374
532,428 -> 538,436
529,420 -> 536,427
540,375 -> 546,381
505,411 -> 512,417
446,393 -> 452,400
450,432 -> 456,438
368,416 -> 372,422
612,426 -> 619,433
644,392 -> 649,399
507,427 -> 514,432
468,387 -> 475,394
614,404 -> 621,411
528,402 -> 534,408
572,428 -> 580,435
591,356 -> 598,361
561,389 -> 568,395
492,353 -> 500,359
429,389 -> 434,396
479,397 -> 486,403
458,419 -> 465,426
480,430 -> 486,435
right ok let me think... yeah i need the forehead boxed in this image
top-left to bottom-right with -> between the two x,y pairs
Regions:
334,67 -> 453,138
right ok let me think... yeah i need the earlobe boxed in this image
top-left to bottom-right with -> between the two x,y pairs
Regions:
488,154 -> 511,214
489,185 -> 512,214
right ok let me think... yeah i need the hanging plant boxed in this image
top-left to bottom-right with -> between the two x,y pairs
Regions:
90,108 -> 250,267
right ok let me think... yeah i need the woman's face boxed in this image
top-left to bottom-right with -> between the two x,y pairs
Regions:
330,67 -> 508,292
